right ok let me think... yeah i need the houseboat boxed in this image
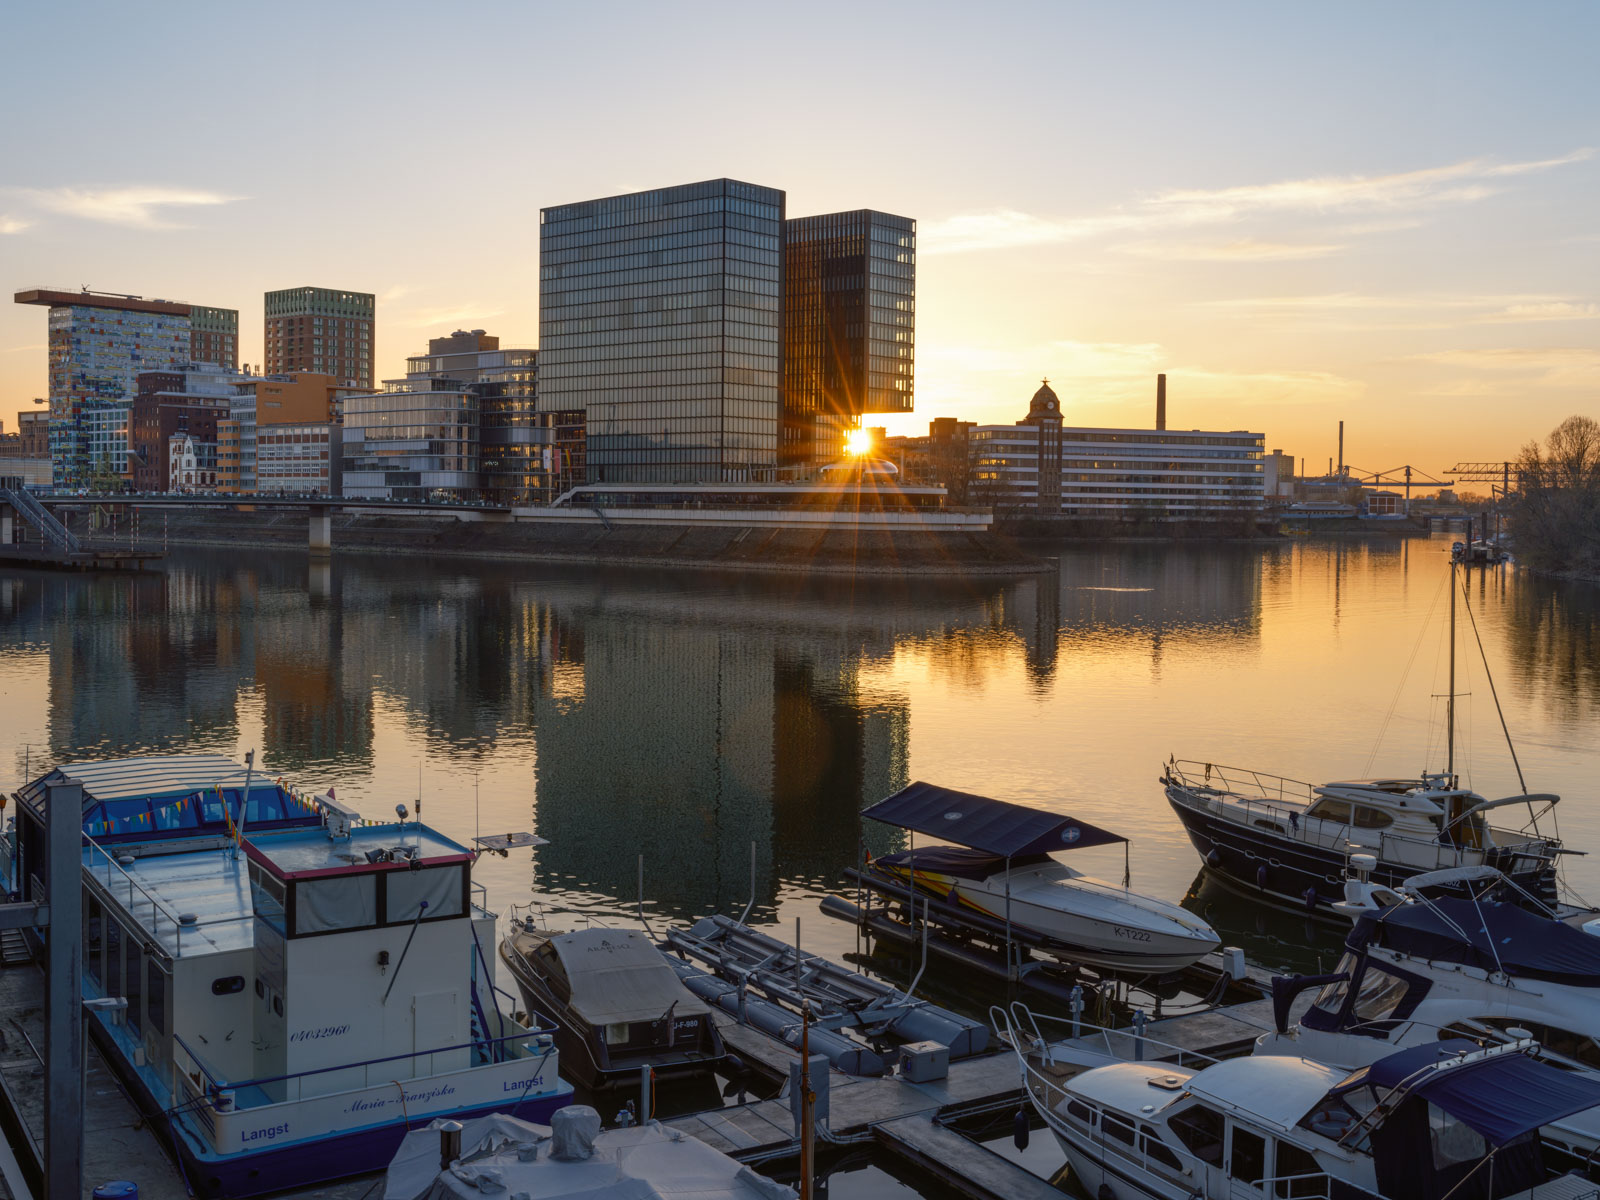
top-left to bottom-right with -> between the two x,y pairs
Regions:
7,754 -> 572,1197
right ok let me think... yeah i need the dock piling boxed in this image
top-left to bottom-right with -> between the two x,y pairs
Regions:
45,777 -> 85,1200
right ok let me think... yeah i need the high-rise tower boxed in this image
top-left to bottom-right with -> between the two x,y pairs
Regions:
264,287 -> 374,388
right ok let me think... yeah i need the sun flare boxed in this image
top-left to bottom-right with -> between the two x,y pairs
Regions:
845,427 -> 874,457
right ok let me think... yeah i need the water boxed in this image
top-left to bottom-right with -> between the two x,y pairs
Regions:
4,535 -> 1598,1192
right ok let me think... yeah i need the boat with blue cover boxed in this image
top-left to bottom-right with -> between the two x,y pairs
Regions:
861,782 -> 1219,973
5,754 -> 572,1198
998,1008 -> 1600,1200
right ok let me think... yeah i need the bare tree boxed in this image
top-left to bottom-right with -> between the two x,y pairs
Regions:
1512,415 -> 1600,578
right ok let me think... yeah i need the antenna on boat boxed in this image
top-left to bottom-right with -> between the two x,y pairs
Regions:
231,749 -> 257,857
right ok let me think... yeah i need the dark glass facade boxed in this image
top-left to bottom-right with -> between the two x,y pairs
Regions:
782,210 -> 915,467
539,179 -> 784,483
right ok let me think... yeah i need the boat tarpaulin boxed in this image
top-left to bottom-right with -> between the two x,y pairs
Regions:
1339,1040 -> 1600,1146
553,929 -> 710,1026
862,781 -> 1126,858
1358,897 -> 1600,986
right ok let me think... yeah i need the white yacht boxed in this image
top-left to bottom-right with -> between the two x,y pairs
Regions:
8,755 -> 572,1198
997,1007 -> 1600,1200
862,782 -> 1219,974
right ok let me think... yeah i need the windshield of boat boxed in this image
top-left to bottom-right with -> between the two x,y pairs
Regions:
1313,953 -> 1359,1009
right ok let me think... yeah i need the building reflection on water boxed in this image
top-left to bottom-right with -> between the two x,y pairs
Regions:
4,544 -> 1274,925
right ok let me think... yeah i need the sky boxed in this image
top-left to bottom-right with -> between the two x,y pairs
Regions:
2,0 -> 1596,473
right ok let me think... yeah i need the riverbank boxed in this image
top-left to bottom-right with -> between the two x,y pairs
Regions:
64,506 -> 1053,577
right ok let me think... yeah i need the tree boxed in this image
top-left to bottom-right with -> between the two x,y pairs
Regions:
1510,415 -> 1600,579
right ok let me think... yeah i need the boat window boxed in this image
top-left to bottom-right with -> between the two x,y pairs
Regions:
1350,965 -> 1410,1023
293,874 -> 377,935
1169,1103 -> 1225,1164
1273,1139 -> 1323,1198
385,864 -> 464,924
1428,1102 -> 1487,1169
1313,953 -> 1358,1009
1102,1113 -> 1137,1147
1228,1126 -> 1266,1185
1253,819 -> 1286,833
249,864 -> 287,934
147,961 -> 167,1034
1142,1127 -> 1182,1170
605,1022 -> 630,1046
1065,1099 -> 1094,1126
1351,807 -> 1393,830
211,976 -> 246,996
125,936 -> 143,1034
1307,799 -> 1352,825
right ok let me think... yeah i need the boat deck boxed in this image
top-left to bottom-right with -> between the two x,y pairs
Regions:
82,842 -> 256,958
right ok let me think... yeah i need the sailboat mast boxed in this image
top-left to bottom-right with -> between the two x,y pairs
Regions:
1447,561 -> 1456,781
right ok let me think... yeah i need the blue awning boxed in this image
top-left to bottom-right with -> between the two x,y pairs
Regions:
862,782 -> 1126,857
1358,897 -> 1600,987
1339,1040 -> 1600,1146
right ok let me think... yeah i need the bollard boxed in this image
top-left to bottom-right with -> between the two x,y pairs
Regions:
439,1120 -> 463,1170
1132,1008 -> 1147,1062
1069,984 -> 1084,1039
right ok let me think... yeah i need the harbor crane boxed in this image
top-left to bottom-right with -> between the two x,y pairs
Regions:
1342,464 -> 1454,514
1447,461 -> 1519,499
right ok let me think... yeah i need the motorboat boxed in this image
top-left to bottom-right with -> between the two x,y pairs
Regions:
1166,560 -> 1562,916
499,918 -> 726,1090
860,782 -> 1220,974
384,1107 -> 794,1200
8,755 -> 572,1198
998,1008 -> 1600,1200
1259,863 -> 1600,1173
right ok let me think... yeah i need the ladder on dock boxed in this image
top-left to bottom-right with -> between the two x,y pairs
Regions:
1,486 -> 80,553
0,929 -> 33,968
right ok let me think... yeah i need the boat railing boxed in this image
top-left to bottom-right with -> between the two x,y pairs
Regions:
1256,1171 -> 1383,1200
1006,1003 -> 1223,1071
1167,759 -> 1319,806
82,835 -> 191,953
171,1023 -> 559,1108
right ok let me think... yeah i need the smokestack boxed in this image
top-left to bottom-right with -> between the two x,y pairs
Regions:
1338,421 -> 1344,478
1156,374 -> 1167,431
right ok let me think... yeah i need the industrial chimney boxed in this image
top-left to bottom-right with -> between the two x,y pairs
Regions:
1156,374 -> 1167,431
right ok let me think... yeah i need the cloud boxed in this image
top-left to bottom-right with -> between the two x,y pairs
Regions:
1411,347 -> 1600,371
922,149 -> 1592,255
1,343 -> 46,355
1203,292 -> 1597,331
1113,238 -> 1344,262
380,284 -> 415,303
0,215 -> 30,235
1484,301 -> 1600,323
16,185 -> 242,229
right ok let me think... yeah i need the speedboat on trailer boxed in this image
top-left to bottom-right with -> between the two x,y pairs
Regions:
7,755 -> 572,1198
861,782 -> 1219,974
1009,1028 -> 1600,1200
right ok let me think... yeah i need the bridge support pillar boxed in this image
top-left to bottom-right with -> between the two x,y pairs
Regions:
1,507 -> 12,546
309,511 -> 332,556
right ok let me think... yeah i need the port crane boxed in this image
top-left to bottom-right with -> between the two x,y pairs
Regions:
1341,464 -> 1454,514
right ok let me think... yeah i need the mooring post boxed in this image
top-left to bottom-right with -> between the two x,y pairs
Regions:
45,776 -> 84,1200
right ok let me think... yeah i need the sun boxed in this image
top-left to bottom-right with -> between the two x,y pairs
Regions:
844,427 -> 874,457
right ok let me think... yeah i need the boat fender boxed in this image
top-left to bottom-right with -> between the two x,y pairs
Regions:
1205,849 -> 1221,869
1097,1185 -> 1117,1200
1013,1108 -> 1030,1151
1302,887 -> 1319,912
1256,865 -> 1269,890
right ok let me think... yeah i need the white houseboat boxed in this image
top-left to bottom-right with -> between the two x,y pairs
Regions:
7,755 -> 572,1197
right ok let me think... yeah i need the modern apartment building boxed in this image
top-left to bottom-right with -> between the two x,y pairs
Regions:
14,288 -> 196,488
263,287 -> 375,388
782,210 -> 915,467
969,381 -> 1264,517
188,306 -> 239,370
257,423 -> 339,495
341,380 -> 480,502
403,329 -> 582,503
538,179 -> 785,484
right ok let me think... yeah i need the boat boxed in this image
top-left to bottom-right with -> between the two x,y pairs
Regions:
859,782 -> 1220,974
1165,560 -> 1563,916
8,754 -> 573,1198
499,917 -> 726,1090
384,1107 -> 795,1199
997,1005 -> 1600,1200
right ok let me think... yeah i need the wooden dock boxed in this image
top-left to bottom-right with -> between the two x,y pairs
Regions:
0,546 -> 162,572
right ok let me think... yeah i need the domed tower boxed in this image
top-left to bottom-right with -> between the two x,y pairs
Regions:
1023,380 -> 1063,514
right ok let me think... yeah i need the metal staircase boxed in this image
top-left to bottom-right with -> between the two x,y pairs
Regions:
0,485 -> 80,553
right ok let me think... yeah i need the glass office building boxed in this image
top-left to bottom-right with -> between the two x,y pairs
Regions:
538,179 -> 784,483
341,381 -> 481,502
782,210 -> 915,467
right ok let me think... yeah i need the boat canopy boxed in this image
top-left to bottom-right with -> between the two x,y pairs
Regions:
862,782 -> 1125,858
552,929 -> 710,1026
1337,1040 -> 1600,1146
875,846 -> 1054,881
1355,897 -> 1600,986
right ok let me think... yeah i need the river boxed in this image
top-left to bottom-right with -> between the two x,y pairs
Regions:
3,535 -> 1598,1193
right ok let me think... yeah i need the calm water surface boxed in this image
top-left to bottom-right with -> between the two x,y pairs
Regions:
3,536 -> 1598,1192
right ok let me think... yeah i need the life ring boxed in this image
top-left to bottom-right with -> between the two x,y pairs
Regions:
1309,1108 -> 1352,1138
